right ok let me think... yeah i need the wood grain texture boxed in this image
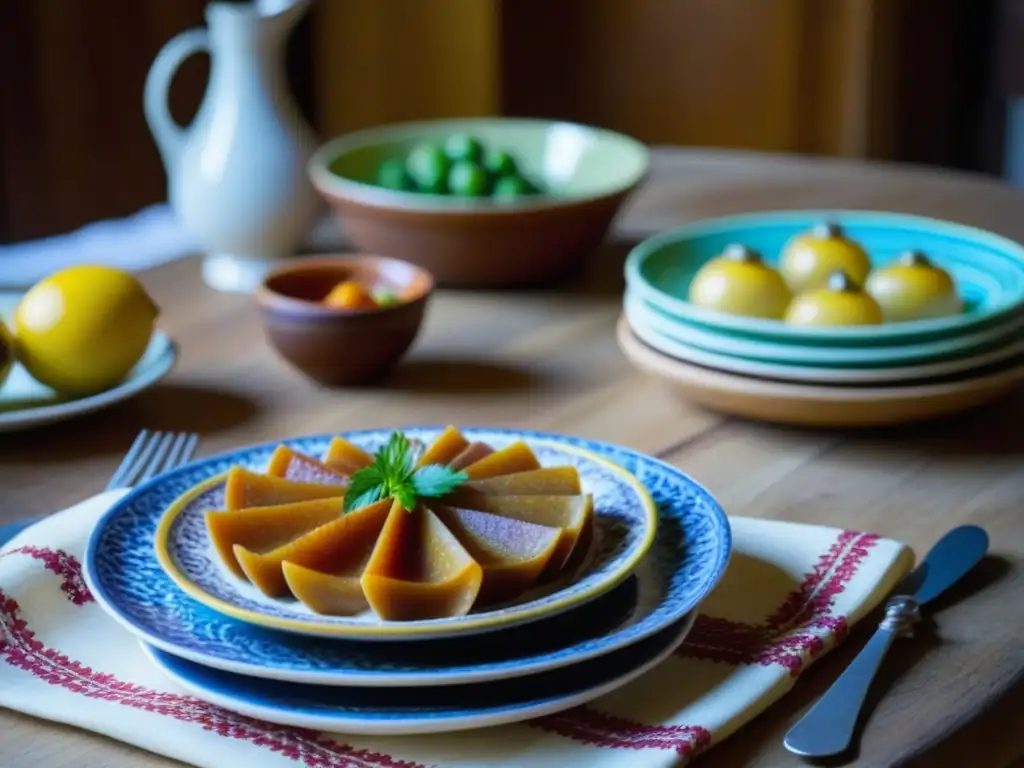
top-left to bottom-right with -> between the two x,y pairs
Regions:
2,149 -> 1024,767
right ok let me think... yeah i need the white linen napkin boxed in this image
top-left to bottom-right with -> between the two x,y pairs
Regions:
0,492 -> 913,767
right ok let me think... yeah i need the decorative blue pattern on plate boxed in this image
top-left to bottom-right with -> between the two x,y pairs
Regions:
151,430 -> 657,639
83,428 -> 731,687
141,612 -> 697,735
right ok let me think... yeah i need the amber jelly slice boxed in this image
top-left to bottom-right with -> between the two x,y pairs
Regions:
454,493 -> 594,578
322,437 -> 374,476
416,425 -> 470,468
360,502 -> 483,621
234,498 -> 391,598
462,441 -> 541,480
205,498 -> 343,578
223,466 -> 345,511
449,467 -> 583,503
448,442 -> 494,471
429,503 -> 561,605
266,445 -> 348,485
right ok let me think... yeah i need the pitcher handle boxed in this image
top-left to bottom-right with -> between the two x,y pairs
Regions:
144,28 -> 210,175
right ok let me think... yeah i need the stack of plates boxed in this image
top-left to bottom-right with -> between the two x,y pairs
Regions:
620,210 -> 1024,427
82,427 -> 731,735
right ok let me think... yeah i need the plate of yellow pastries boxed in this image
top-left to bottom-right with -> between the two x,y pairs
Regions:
0,266 -> 175,432
620,210 -> 1024,426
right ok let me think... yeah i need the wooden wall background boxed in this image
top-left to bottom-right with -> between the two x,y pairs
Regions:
0,0 -> 989,244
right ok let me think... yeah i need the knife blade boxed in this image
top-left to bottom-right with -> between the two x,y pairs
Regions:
782,525 -> 989,759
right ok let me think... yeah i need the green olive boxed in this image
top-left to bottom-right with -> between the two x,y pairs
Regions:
448,161 -> 490,197
376,157 -> 415,191
405,144 -> 450,194
485,150 -> 519,178
444,134 -> 485,164
493,174 -> 539,199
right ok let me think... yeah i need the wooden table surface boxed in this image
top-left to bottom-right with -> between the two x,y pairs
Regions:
2,148 -> 1023,768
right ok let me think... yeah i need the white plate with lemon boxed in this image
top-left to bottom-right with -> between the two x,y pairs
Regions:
0,267 -> 176,433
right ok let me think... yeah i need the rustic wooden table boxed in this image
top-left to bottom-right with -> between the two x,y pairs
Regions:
2,148 -> 1023,768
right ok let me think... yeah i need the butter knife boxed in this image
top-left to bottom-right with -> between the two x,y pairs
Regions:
783,525 -> 989,759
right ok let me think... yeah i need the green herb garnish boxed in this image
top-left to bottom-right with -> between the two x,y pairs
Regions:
343,431 -> 468,512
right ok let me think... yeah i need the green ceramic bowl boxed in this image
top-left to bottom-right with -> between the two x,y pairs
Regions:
310,118 -> 649,287
625,210 -> 1024,347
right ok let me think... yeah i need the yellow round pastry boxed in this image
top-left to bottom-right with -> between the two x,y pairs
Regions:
0,318 -> 14,392
785,271 -> 883,327
779,221 -> 871,294
865,249 -> 961,322
14,265 -> 159,396
688,244 -> 791,319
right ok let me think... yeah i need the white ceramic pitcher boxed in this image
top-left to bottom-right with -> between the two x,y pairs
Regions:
144,0 -> 322,293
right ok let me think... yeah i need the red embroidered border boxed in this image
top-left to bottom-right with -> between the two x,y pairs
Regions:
1,545 -> 93,605
0,529 -> 879,766
532,529 -> 878,758
677,530 -> 879,675
0,550 -> 422,768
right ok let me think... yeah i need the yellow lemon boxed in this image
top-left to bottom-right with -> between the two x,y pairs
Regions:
688,244 -> 791,319
865,250 -> 962,322
785,271 -> 883,327
13,265 -> 159,396
0,318 -> 14,392
780,221 -> 871,294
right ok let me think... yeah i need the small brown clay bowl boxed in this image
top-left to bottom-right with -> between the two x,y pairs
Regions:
254,255 -> 433,386
308,118 -> 650,288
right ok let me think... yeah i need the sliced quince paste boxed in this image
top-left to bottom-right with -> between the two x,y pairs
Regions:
205,498 -> 343,578
322,436 -> 374,475
460,440 -> 541,479
449,442 -> 494,470
453,493 -> 593,577
203,428 -> 595,621
416,425 -> 470,467
359,502 -> 483,621
448,466 -> 583,500
428,503 -> 561,605
235,498 -> 391,598
224,467 -> 344,510
265,445 -> 348,485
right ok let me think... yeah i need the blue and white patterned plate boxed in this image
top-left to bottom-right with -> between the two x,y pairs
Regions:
141,612 -> 697,736
84,429 -> 730,684
145,430 -> 659,640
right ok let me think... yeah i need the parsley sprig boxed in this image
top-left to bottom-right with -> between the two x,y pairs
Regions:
343,431 -> 469,512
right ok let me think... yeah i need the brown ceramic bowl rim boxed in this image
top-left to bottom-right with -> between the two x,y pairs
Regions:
255,254 -> 435,317
308,117 -> 651,216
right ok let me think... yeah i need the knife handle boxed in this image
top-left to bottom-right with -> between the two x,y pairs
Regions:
783,596 -> 921,758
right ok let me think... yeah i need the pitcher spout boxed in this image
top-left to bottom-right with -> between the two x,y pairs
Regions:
206,0 -> 310,40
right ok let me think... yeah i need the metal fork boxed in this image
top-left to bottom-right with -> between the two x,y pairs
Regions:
0,429 -> 200,547
104,429 -> 200,490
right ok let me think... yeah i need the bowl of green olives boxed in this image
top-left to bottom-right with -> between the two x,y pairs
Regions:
309,118 -> 649,287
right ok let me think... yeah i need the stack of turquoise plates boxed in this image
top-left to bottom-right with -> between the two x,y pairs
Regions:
83,427 -> 731,735
619,210 -> 1024,427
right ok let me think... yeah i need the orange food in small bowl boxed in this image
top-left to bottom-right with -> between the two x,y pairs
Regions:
254,255 -> 433,385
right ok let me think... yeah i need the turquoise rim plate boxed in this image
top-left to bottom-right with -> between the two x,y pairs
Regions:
625,290 -> 1024,370
79,428 -> 732,643
0,291 -> 176,433
626,298 -> 1024,385
624,210 -> 1024,345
